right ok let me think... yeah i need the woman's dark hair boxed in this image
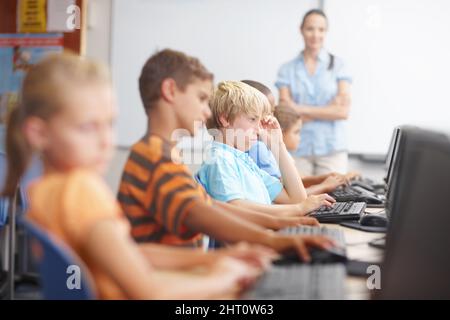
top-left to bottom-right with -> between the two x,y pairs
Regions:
300,9 -> 334,70
328,54 -> 334,70
300,9 -> 328,29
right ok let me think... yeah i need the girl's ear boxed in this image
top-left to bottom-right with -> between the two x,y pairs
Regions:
23,116 -> 49,151
160,78 -> 177,103
218,115 -> 230,128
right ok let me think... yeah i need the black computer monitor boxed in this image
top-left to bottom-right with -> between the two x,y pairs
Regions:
384,125 -> 409,221
378,127 -> 450,299
383,126 -> 401,186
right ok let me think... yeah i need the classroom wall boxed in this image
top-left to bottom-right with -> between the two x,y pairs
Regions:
110,0 -> 319,148
91,0 -> 450,155
325,0 -> 450,154
85,0 -> 112,64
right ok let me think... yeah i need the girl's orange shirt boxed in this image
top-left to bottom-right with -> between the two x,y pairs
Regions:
27,169 -> 131,299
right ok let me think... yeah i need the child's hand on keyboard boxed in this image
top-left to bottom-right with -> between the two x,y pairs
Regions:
320,175 -> 348,192
269,234 -> 336,263
211,256 -> 262,295
345,171 -> 361,181
219,243 -> 278,270
297,194 -> 336,215
296,216 -> 320,226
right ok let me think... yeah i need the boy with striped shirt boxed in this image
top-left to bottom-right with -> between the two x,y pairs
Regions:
118,49 -> 334,261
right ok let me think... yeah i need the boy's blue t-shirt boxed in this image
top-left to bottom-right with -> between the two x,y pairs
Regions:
196,142 -> 283,205
246,140 -> 281,179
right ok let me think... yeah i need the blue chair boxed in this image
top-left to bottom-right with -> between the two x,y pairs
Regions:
19,218 -> 97,299
0,152 -> 10,228
0,151 -> 42,299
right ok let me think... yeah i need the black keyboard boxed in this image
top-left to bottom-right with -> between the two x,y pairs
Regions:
244,264 -> 346,300
309,201 -> 366,223
332,186 -> 361,199
279,225 -> 346,249
330,185 -> 383,205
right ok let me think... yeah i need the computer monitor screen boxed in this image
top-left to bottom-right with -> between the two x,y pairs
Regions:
379,127 -> 450,299
384,127 -> 401,186
384,126 -> 409,220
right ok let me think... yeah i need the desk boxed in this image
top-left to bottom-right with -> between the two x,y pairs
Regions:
325,207 -> 386,300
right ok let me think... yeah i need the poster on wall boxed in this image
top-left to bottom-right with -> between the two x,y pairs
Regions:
0,33 -> 63,150
17,0 -> 47,33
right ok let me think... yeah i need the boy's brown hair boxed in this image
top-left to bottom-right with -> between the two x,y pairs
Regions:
274,104 -> 302,132
241,80 -> 275,113
241,80 -> 272,97
139,49 -> 213,113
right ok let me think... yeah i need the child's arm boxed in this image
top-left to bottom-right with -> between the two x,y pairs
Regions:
229,194 -> 335,218
84,219 -> 258,299
184,199 -> 335,262
138,242 -> 276,270
306,175 -> 348,195
301,174 -> 331,187
260,116 -> 307,204
146,258 -> 260,299
214,200 -> 319,229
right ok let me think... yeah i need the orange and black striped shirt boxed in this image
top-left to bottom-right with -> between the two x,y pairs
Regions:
118,134 -> 210,247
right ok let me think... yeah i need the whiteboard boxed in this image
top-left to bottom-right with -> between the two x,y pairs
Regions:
324,0 -> 450,154
111,0 -> 317,146
111,0 -> 450,154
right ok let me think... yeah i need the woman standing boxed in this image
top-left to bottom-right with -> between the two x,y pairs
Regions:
276,9 -> 352,176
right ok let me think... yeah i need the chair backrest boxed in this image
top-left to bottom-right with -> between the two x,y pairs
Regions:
0,151 -> 43,226
0,196 -> 8,228
20,218 -> 97,300
0,152 -> 8,227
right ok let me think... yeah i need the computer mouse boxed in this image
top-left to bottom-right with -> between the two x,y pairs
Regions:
364,195 -> 384,205
359,213 -> 388,227
273,247 -> 347,265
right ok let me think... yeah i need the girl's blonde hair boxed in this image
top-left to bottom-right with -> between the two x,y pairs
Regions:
274,104 -> 302,132
207,81 -> 271,129
2,52 -> 110,197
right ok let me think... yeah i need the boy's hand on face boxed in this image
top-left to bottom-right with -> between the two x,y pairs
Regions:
259,116 -> 283,149
297,194 -> 336,216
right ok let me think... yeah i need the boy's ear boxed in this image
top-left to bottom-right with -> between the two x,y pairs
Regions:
160,78 -> 177,103
23,116 -> 49,151
218,115 -> 230,128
